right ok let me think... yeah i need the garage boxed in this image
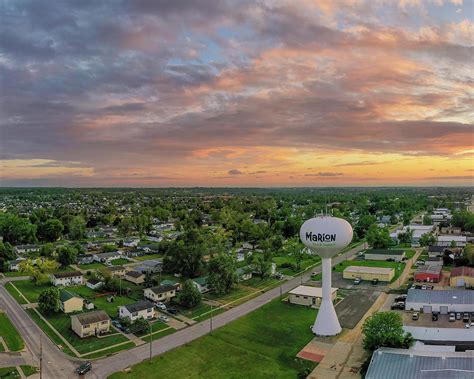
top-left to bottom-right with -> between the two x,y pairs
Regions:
440,306 -> 448,314
456,278 -> 465,287
422,305 -> 432,314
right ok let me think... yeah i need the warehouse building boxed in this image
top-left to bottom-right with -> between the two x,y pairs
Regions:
414,265 -> 442,283
437,235 -> 467,247
363,249 -> 405,262
366,346 -> 474,379
450,266 -> 474,288
288,285 -> 337,308
343,266 -> 395,282
405,288 -> 474,313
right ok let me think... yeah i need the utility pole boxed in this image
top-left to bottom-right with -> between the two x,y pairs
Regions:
280,285 -> 282,299
210,302 -> 213,335
39,335 -> 43,379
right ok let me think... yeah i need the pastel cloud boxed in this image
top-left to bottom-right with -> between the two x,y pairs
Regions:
0,0 -> 472,186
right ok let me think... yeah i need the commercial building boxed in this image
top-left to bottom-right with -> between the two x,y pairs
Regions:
71,310 -> 110,338
363,249 -> 405,262
450,266 -> 474,287
405,288 -> 474,313
424,257 -> 443,266
288,285 -> 337,308
119,300 -> 155,322
437,235 -> 467,247
343,266 -> 395,282
414,265 -> 442,283
390,225 -> 434,246
366,346 -> 474,379
51,271 -> 84,287
144,285 -> 176,303
59,290 -> 83,313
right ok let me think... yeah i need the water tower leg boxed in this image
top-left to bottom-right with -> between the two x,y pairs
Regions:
312,257 -> 342,336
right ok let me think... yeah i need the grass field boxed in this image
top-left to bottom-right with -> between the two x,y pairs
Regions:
10,280 -> 51,303
110,258 -> 130,266
78,262 -> 105,270
204,286 -> 254,305
82,342 -> 136,359
405,249 -> 416,259
5,283 -> 28,304
243,276 -> 281,290
134,254 -> 162,261
19,366 -> 38,377
0,367 -> 20,379
109,299 -> 317,379
334,260 -> 405,282
273,255 -> 320,275
0,313 -> 24,351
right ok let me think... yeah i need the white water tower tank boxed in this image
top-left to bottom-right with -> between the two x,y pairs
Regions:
300,216 -> 353,336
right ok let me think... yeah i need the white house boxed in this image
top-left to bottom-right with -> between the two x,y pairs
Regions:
119,300 -> 155,322
51,271 -> 84,287
8,257 -> 26,271
143,285 -> 176,303
193,276 -> 209,293
86,278 -> 103,290
93,251 -> 121,263
14,244 -> 40,255
123,238 -> 140,248
288,285 -> 337,308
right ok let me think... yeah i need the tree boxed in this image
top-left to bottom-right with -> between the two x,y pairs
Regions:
397,228 -> 413,246
69,216 -> 86,240
38,287 -> 60,315
422,214 -> 432,226
366,225 -> 392,249
419,233 -> 436,247
38,219 -> 64,242
284,237 -> 305,271
178,279 -> 202,308
118,217 -> 133,236
39,243 -> 55,257
465,244 -> 474,266
144,271 -> 156,288
0,213 -> 37,245
19,258 -> 59,285
450,240 -> 457,248
250,253 -> 271,278
207,254 -> 237,295
0,241 -> 16,261
57,246 -> 77,267
362,311 -> 414,352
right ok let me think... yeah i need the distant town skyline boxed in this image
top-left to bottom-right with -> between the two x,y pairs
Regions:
1,0 -> 473,187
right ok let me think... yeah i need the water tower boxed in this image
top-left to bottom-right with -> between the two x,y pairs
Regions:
300,216 -> 353,336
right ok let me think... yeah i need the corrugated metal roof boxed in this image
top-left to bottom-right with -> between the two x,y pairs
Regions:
366,348 -> 474,379
406,289 -> 474,305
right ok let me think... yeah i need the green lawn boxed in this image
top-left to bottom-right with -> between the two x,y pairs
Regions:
273,255 -> 320,275
243,276 -> 281,290
43,312 -> 129,355
3,271 -> 29,277
134,254 -> 162,261
19,366 -> 38,377
182,303 -> 212,319
334,260 -> 405,282
0,313 -> 24,351
5,283 -> 28,304
0,367 -> 20,379
110,258 -> 130,266
204,286 -> 255,305
78,262 -> 105,270
10,280 -> 52,303
109,299 -> 317,379
405,250 -> 416,259
82,342 -> 136,359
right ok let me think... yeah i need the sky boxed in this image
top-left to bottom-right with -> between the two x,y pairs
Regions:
0,0 -> 473,187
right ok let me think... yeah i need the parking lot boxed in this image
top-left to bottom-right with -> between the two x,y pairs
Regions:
335,289 -> 382,329
401,311 -> 474,328
330,272 -> 390,291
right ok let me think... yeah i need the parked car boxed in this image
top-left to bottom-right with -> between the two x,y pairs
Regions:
456,313 -> 462,320
415,260 -> 425,266
449,313 -> 456,322
391,302 -> 405,310
77,362 -> 92,375
159,315 -> 169,322
167,307 -> 178,315
155,302 -> 167,311
421,284 -> 427,290
412,312 -> 419,321
371,278 -> 379,285
386,258 -> 395,262
353,278 -> 361,285
432,313 -> 438,321
395,295 -> 407,302
463,313 -> 470,322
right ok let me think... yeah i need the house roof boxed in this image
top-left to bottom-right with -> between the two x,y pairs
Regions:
414,265 -> 442,275
107,266 -> 125,272
366,347 -> 474,379
53,271 -> 83,279
147,284 -> 175,295
428,246 -> 446,253
289,285 -> 337,297
193,276 -> 208,286
437,235 -> 467,242
406,288 -> 474,305
451,266 -> 474,278
59,289 -> 81,302
87,278 -> 102,286
72,310 -> 110,326
364,249 -> 405,256
126,270 -> 144,278
123,300 -> 154,313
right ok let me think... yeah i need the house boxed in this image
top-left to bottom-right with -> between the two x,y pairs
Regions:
427,245 -> 445,258
8,257 -> 25,271
86,278 -> 103,290
124,270 -> 145,285
59,289 -> 83,313
77,254 -> 94,265
288,285 -> 337,308
160,279 -> 181,291
119,300 -> 155,322
71,310 -> 110,338
93,251 -> 121,263
123,249 -> 144,258
366,346 -> 474,379
14,244 -> 40,255
450,266 -> 474,287
144,285 -> 176,303
107,266 -> 126,278
134,259 -> 162,274
405,288 -> 474,313
414,265 -> 442,283
424,257 -> 443,266
440,226 -> 462,235
343,266 -> 395,282
437,235 -> 467,247
123,238 -> 140,247
51,271 -> 84,287
236,267 -> 252,281
363,249 -> 405,262
193,276 -> 209,293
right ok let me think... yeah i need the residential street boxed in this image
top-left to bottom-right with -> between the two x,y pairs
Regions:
0,243 -> 366,379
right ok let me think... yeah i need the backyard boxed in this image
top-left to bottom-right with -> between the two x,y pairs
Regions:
109,299 -> 317,379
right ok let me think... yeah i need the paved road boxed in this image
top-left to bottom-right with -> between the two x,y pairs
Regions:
0,242 -> 366,379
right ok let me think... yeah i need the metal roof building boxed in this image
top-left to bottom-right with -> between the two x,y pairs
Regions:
405,288 -> 474,313
366,347 -> 474,379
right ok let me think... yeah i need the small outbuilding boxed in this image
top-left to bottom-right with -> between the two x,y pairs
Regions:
288,285 -> 337,308
343,266 -> 395,282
